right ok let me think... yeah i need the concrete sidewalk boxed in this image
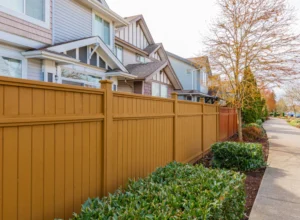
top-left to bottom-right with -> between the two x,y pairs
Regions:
249,118 -> 300,220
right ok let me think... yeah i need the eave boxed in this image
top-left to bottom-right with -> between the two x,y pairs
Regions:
115,37 -> 149,56
77,0 -> 129,27
106,71 -> 137,79
21,50 -> 80,64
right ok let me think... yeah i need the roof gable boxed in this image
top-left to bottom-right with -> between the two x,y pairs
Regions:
46,36 -> 128,73
116,15 -> 155,49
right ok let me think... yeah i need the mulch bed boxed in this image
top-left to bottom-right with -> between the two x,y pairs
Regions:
195,133 -> 269,220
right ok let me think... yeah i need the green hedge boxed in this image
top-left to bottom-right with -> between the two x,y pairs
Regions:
212,142 -> 266,171
73,162 -> 246,220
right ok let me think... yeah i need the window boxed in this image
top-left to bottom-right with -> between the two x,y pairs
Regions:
1,0 -> 45,21
161,84 -> 168,98
113,84 -> 117,91
79,47 -> 87,63
152,82 -> 160,97
0,57 -> 22,78
136,54 -> 145,63
99,57 -> 106,69
201,72 -> 207,86
114,45 -> 123,62
94,14 -> 111,45
66,49 -> 76,59
152,82 -> 168,98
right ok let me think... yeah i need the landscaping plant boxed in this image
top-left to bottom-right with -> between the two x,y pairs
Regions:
242,123 -> 265,142
212,142 -> 266,171
73,162 -> 246,220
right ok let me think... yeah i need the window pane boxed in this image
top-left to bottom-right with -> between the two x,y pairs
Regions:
103,20 -> 110,45
1,0 -> 24,13
115,46 -> 123,62
95,15 -> 103,38
90,52 -> 97,67
99,56 -> 106,68
26,0 -> 45,21
152,82 -> 160,97
0,57 -> 22,78
161,84 -> 168,98
79,47 -> 87,63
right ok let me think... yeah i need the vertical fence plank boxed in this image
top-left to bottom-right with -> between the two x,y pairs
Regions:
0,128 -> 2,220
32,126 -> 44,220
18,126 -> 32,220
3,127 -> 18,220
44,125 -> 55,220
73,123 -> 82,214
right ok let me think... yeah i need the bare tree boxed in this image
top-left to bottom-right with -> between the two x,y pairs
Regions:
285,83 -> 300,115
205,0 -> 300,141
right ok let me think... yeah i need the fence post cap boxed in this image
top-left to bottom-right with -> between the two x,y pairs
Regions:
214,101 -> 220,105
200,98 -> 205,103
171,92 -> 178,99
100,80 -> 114,84
100,80 -> 114,90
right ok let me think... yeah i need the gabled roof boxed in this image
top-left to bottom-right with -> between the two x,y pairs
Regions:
144,44 -> 161,55
126,61 -> 183,90
166,51 -> 197,67
118,14 -> 155,45
126,61 -> 167,79
188,56 -> 212,75
24,36 -> 129,73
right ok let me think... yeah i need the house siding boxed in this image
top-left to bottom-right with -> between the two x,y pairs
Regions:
28,59 -> 43,81
54,0 -> 92,44
144,82 -> 151,96
134,81 -> 143,94
118,80 -> 134,93
0,0 -> 52,45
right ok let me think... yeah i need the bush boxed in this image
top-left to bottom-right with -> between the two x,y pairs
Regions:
73,162 -> 246,220
212,142 -> 266,171
256,119 -> 263,125
243,125 -> 265,141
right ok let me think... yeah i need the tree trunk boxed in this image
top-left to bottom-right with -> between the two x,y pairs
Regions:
237,108 -> 243,141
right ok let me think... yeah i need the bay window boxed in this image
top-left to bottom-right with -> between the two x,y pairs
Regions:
94,14 -> 111,45
1,0 -> 46,21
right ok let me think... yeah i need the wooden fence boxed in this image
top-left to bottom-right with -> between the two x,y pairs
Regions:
219,107 -> 238,141
0,76 -> 236,220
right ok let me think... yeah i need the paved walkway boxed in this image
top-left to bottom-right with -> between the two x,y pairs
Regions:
249,118 -> 300,220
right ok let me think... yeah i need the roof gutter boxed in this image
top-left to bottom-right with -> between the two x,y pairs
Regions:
106,71 -> 137,79
21,51 -> 80,64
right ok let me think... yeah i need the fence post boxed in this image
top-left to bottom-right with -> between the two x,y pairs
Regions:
200,98 -> 205,155
100,80 -> 115,195
215,101 -> 220,141
172,93 -> 178,161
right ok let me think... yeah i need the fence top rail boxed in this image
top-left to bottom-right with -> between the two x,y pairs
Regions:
178,100 -> 217,107
0,76 -> 105,94
113,91 -> 175,102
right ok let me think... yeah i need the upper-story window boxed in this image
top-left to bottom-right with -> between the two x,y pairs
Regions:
136,54 -> 145,63
114,45 -> 123,62
0,0 -> 49,27
94,14 -> 111,45
201,72 -> 207,86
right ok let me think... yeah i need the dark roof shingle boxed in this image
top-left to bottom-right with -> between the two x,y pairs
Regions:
126,61 -> 167,79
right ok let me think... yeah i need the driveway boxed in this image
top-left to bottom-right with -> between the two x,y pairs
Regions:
249,118 -> 300,220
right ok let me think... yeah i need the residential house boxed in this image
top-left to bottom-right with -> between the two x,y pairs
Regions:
114,15 -> 182,98
0,1 -> 182,96
0,0 -> 136,90
167,51 -> 216,103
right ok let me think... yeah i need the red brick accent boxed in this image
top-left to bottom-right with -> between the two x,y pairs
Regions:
144,82 -> 152,96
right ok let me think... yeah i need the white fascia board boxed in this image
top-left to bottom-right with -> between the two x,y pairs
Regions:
0,31 -> 47,49
106,72 -> 137,79
22,51 -> 80,64
77,0 -> 129,27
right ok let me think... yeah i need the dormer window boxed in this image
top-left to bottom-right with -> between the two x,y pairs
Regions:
94,14 -> 111,45
136,54 -> 145,63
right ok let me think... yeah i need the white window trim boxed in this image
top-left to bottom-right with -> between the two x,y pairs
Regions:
114,45 -> 123,63
0,47 -> 27,79
92,10 -> 113,48
0,0 -> 51,29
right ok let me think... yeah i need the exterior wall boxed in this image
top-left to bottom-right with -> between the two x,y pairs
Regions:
144,82 -> 151,96
134,81 -> 143,94
27,59 -> 43,81
118,80 -> 134,93
168,85 -> 174,98
53,0 -> 92,44
116,21 -> 149,50
0,0 -> 52,45
168,56 -> 195,90
123,49 -> 137,66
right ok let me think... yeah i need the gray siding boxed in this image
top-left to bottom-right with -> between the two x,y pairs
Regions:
27,59 -> 43,81
54,0 -> 92,44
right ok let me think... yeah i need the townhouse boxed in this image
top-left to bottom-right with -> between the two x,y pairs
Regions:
0,0 -> 182,97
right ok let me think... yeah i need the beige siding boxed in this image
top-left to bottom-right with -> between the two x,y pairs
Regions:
27,59 -> 43,81
0,0 -> 52,45
118,80 -> 134,93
